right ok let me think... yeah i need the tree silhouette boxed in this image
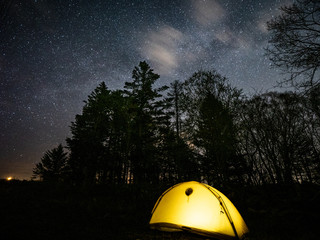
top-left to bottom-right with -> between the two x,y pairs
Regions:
167,80 -> 183,139
166,80 -> 198,182
67,82 -> 131,185
33,144 -> 68,182
124,61 -> 169,184
195,93 -> 243,187
266,0 -> 320,90
179,71 -> 244,187
239,92 -> 318,184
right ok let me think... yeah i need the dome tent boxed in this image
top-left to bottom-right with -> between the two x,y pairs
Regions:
149,181 -> 249,240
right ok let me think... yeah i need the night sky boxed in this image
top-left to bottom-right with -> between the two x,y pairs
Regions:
1,0 -> 293,179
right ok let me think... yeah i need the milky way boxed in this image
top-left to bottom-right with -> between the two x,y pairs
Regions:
0,0 -> 292,179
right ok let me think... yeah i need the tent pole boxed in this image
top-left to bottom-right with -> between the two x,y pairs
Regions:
150,182 -> 184,214
202,184 -> 240,240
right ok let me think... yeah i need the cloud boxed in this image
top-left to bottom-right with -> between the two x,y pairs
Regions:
214,29 -> 233,44
257,16 -> 270,34
256,0 -> 293,34
213,27 -> 252,50
191,0 -> 226,26
141,26 -> 184,75
189,0 -> 252,50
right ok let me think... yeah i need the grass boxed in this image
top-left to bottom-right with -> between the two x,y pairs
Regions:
1,180 -> 319,240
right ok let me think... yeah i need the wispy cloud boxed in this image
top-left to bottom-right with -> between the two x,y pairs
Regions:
141,26 -> 184,75
191,0 -> 226,27
189,0 -> 252,50
213,28 -> 252,49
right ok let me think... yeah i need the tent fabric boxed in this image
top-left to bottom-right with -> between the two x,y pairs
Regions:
149,181 -> 249,240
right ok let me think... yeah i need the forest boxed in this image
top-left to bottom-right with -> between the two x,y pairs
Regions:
32,60 -> 320,188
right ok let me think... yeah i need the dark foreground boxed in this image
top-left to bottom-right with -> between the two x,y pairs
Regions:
1,181 -> 319,240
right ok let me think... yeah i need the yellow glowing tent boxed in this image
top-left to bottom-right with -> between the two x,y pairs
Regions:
149,181 -> 249,240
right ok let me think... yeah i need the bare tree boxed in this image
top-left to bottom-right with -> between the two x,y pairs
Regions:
266,0 -> 320,90
239,92 -> 319,184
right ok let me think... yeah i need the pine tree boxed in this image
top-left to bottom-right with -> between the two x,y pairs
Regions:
124,61 -> 169,183
67,82 -> 130,185
33,144 -> 68,182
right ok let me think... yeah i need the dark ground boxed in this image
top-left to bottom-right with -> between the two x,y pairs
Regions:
1,180 -> 319,240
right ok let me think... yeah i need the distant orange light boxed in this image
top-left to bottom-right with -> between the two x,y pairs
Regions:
6,177 -> 12,181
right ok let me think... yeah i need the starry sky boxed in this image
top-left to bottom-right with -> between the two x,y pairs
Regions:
1,0 -> 293,179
